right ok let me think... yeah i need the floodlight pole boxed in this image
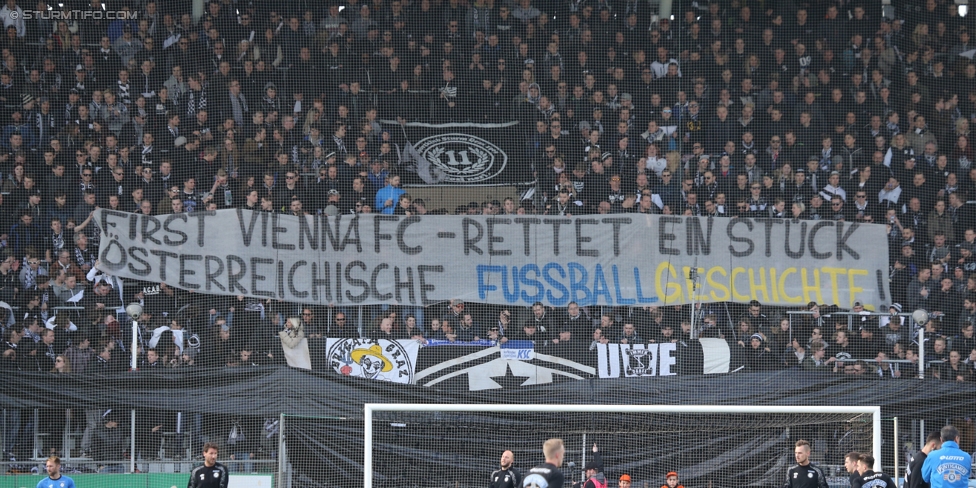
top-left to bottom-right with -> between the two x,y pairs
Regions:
277,413 -> 287,488
125,303 -> 144,474
893,417 -> 899,482
130,409 -> 136,473
917,325 -> 925,379
689,260 -> 701,339
130,320 -> 138,371
126,303 -> 144,371
580,433 -> 587,482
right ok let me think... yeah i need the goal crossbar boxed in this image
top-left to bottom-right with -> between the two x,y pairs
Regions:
362,404 -> 882,488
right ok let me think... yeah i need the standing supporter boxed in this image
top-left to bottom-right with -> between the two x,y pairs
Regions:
581,444 -> 605,488
374,174 -> 405,215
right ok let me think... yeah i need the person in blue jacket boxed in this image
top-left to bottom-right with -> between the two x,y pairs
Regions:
921,425 -> 972,488
37,456 -> 75,488
374,174 -> 406,215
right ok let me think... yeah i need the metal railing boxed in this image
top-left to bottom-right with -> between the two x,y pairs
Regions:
0,458 -> 277,474
2,408 -> 280,479
785,310 -> 951,379
786,310 -> 925,334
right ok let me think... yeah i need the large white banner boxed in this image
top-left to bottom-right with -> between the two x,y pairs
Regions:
94,209 -> 891,308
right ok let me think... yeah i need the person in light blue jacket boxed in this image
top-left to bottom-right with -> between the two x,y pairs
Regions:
921,425 -> 972,488
374,174 -> 405,215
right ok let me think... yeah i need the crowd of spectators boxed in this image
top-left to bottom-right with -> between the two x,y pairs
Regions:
3,0 -> 976,460
373,298 -> 975,380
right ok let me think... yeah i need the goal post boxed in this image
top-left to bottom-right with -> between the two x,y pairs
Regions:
363,404 -> 882,488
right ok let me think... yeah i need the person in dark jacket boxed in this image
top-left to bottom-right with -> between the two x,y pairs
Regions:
904,432 -> 941,488
785,439 -> 829,488
855,454 -> 897,488
188,442 -> 229,488
744,333 -> 780,371
490,450 -> 522,488
91,408 -> 127,466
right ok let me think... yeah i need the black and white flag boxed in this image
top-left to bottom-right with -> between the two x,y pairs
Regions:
386,120 -> 535,186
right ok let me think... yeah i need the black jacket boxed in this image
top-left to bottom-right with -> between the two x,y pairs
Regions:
784,463 -> 829,488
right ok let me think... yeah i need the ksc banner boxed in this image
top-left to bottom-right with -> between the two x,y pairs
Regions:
325,338 -> 421,384
94,210 -> 891,309
387,121 -> 534,186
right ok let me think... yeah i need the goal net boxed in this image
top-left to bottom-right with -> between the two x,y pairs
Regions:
351,404 -> 881,488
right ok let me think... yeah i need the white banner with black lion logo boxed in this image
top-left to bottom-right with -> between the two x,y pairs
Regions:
326,338 -> 421,384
